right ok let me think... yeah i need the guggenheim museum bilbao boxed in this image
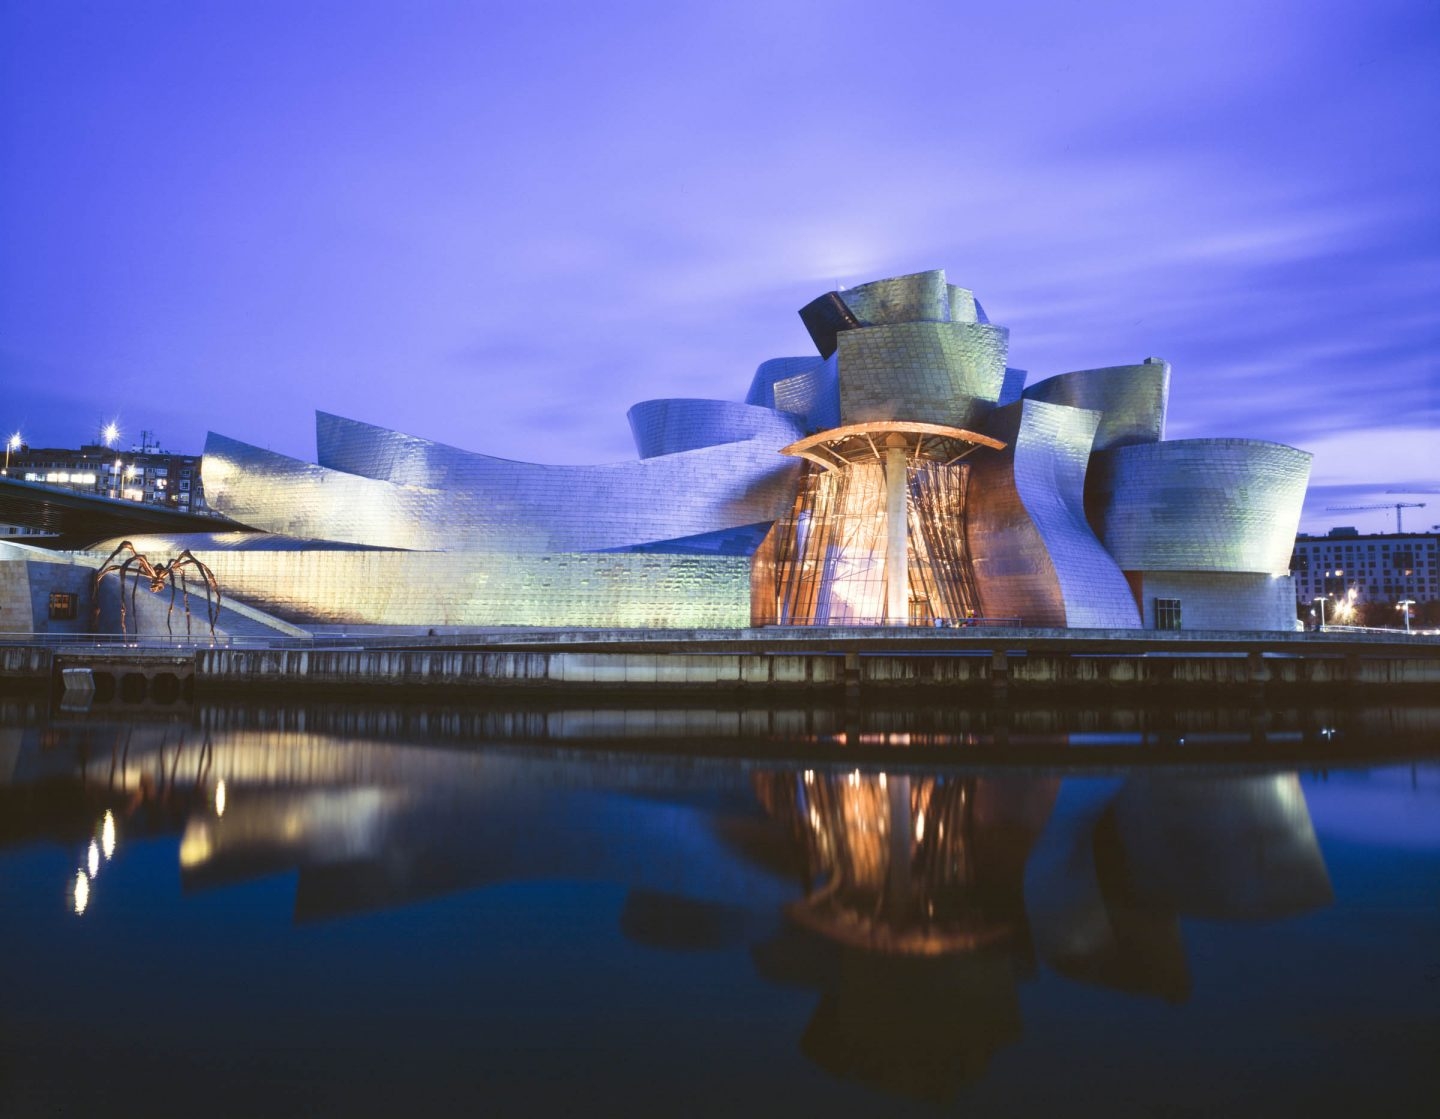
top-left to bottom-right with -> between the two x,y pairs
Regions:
7,269 -> 1312,634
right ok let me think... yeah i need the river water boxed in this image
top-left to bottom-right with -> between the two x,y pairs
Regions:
2,698 -> 1437,1116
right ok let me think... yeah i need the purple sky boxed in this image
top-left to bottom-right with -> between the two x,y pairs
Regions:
2,0 -> 1437,535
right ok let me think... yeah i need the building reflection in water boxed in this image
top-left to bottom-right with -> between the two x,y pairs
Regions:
1025,774 -> 1333,1003
751,769 -> 1057,1099
746,767 -> 1333,1099
1,716 -> 1340,1102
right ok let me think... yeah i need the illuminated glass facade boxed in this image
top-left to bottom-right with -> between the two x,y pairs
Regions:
754,423 -> 1000,626
60,268 -> 1313,633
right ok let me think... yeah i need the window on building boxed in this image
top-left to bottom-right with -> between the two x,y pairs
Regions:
48,592 -> 78,621
1155,598 -> 1182,631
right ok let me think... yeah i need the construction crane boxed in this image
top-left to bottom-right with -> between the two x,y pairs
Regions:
1325,501 -> 1426,532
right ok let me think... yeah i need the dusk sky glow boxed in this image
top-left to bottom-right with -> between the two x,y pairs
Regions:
2,0 -> 1436,535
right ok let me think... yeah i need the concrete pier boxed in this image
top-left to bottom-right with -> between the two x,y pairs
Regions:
3,628 -> 1438,702
192,642 -> 1440,697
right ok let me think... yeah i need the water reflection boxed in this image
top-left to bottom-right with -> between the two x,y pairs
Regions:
1,706 -> 1433,1106
757,771 -> 1055,955
748,770 -> 1056,1098
743,768 -> 1337,1097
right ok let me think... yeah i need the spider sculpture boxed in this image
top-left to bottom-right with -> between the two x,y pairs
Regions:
90,541 -> 222,639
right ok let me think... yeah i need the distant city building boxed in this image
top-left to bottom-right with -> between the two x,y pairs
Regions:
2,269 -> 1313,635
1291,528 -> 1439,609
1,432 -> 206,512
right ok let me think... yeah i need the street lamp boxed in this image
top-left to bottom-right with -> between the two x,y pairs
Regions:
101,422 -> 120,448
1313,595 -> 1328,629
4,432 -> 21,474
1397,599 -> 1415,635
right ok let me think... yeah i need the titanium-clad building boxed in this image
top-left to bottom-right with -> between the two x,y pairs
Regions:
4,268 -> 1311,635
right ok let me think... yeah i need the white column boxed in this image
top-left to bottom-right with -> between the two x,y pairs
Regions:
885,444 -> 908,624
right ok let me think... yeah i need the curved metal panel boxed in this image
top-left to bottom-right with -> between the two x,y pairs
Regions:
777,357 -> 841,432
744,355 -> 840,433
204,433 -> 449,552
626,399 -> 804,460
1023,362 -> 1170,451
837,269 -> 950,326
947,285 -> 978,324
238,416 -> 805,554
967,400 -> 1141,628
998,367 -> 1028,406
746,356 -> 825,409
1086,439 -> 1311,573
836,321 -> 1009,429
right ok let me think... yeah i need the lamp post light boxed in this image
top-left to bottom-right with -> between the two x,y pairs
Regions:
4,432 -> 20,474
1313,595 -> 1329,630
1397,599 -> 1415,635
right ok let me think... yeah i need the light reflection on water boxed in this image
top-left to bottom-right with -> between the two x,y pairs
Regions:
1,700 -> 1437,1114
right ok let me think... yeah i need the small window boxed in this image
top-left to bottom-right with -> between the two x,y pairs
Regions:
48,592 -> 78,621
1155,598 -> 1182,631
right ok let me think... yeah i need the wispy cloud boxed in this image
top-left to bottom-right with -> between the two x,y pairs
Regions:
0,0 -> 1435,482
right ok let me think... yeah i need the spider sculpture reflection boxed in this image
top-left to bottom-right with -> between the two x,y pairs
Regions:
90,541 -> 222,639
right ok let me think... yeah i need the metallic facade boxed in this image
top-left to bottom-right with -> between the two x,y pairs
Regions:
745,355 -> 840,432
834,271 -> 951,326
41,265 -> 1310,633
967,400 -> 1142,628
1082,438 -> 1310,631
1022,361 -> 1170,451
209,418 -> 801,554
626,398 -> 804,460
1085,439 -> 1311,573
836,321 -> 1009,428
92,536 -> 754,628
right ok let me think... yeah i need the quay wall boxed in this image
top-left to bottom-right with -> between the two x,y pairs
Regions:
192,646 -> 1440,695
7,638 -> 1440,701
0,645 -> 51,684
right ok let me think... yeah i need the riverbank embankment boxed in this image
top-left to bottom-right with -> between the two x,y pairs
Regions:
5,626 -> 1439,704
